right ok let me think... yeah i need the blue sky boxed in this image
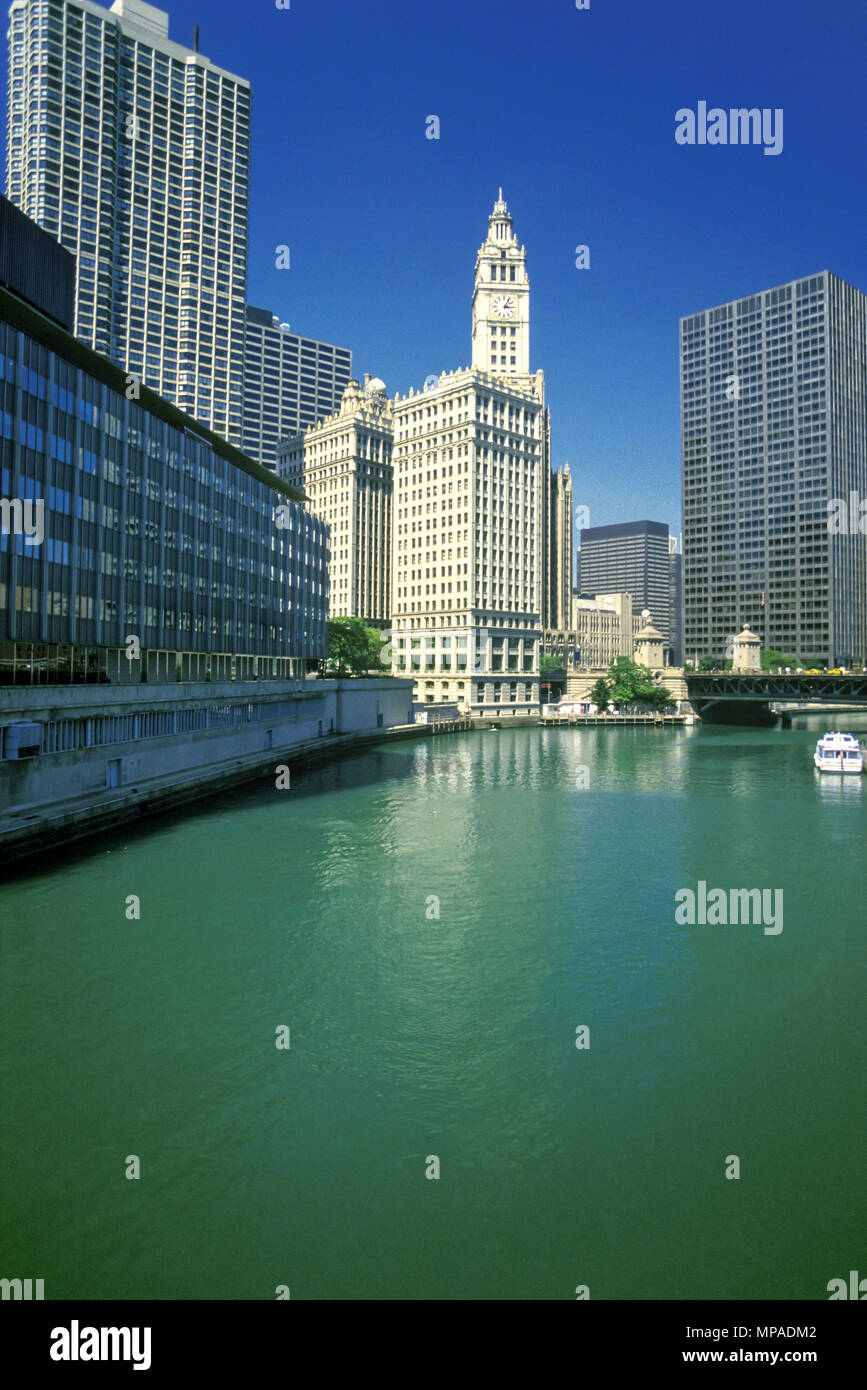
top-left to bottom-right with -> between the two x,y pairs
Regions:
4,0 -> 866,537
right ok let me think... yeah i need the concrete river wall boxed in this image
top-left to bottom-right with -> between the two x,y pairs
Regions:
0,677 -> 416,863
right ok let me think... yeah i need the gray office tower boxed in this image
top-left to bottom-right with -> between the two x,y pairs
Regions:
577,520 -> 673,653
681,272 -> 867,666
6,0 -> 251,447
668,536 -> 683,667
242,306 -> 352,469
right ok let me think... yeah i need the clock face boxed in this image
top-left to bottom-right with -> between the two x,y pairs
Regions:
491,294 -> 516,320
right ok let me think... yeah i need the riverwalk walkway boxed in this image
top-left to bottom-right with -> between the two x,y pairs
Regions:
539,713 -> 692,727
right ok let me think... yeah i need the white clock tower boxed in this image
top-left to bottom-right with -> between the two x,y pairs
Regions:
471,190 -> 530,378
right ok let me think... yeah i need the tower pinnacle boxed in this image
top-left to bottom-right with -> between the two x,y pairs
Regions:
490,189 -> 511,227
472,194 -> 529,376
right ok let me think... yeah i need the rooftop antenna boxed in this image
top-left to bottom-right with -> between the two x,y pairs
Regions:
193,26 -> 199,52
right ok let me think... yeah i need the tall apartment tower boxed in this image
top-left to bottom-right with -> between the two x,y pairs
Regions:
278,376 -> 393,624
242,306 -> 352,469
541,458 -> 573,632
577,520 -> 672,647
6,0 -> 250,445
681,272 -> 867,665
390,195 -> 543,716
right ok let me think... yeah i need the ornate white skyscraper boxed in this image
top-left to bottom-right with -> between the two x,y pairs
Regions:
471,189 -> 530,379
278,376 -> 394,624
391,194 -> 544,717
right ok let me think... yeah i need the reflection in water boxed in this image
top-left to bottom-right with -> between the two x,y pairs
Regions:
789,711 -> 867,733
815,770 -> 864,803
0,721 -> 863,1302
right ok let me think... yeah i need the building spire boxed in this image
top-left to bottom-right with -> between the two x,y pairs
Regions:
489,190 -> 512,232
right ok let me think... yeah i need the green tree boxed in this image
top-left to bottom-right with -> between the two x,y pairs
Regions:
647,685 -> 675,710
326,617 -> 374,676
540,655 -> 562,673
605,656 -> 674,710
761,648 -> 795,670
365,626 -> 389,672
589,676 -> 610,709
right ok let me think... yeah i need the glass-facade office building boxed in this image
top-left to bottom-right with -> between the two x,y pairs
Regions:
6,0 -> 250,446
0,281 -> 329,685
681,271 -> 867,665
0,192 -> 75,330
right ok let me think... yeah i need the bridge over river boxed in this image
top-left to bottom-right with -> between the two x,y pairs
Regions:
686,671 -> 867,725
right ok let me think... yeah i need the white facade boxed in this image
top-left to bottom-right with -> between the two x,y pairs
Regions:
278,377 -> 393,624
571,592 -> 635,669
6,0 -> 250,445
390,194 -> 544,716
471,189 -> 531,381
542,458 -> 573,631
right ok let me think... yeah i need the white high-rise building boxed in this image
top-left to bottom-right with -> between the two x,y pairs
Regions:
6,0 -> 250,445
391,195 -> 544,716
278,376 -> 393,624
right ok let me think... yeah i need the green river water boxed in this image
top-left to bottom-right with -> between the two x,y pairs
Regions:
1,716 -> 864,1300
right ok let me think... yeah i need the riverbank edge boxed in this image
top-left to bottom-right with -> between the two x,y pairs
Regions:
0,712 -> 700,866
0,719 -> 470,868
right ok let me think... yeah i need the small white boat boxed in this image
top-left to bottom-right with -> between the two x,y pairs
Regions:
813,731 -> 864,774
